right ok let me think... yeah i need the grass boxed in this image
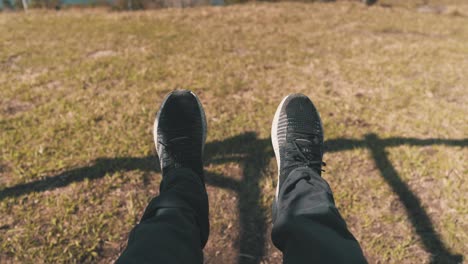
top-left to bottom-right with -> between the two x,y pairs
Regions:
0,0 -> 467,263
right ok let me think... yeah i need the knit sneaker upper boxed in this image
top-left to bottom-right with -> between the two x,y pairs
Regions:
272,94 -> 325,195
153,90 -> 207,177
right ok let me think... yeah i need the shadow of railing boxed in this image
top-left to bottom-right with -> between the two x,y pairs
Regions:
0,132 -> 466,263
326,134 -> 466,264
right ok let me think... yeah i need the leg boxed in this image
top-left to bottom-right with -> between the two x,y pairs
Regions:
117,90 -> 209,263
272,167 -> 366,263
117,168 -> 208,264
270,94 -> 367,264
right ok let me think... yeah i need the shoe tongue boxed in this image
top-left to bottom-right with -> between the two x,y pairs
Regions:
294,138 -> 318,159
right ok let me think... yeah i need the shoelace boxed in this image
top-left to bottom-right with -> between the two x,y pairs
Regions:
283,135 -> 326,174
292,140 -> 326,172
158,136 -> 199,168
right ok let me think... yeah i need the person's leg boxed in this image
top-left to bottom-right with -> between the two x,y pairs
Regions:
117,90 -> 209,264
270,94 -> 367,264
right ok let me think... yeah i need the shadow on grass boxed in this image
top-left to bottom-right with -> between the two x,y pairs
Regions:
0,132 -> 466,263
204,132 -> 272,264
327,134 -> 466,264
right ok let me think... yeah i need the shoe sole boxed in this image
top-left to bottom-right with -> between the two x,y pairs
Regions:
271,94 -> 324,199
153,90 -> 207,158
271,95 -> 289,198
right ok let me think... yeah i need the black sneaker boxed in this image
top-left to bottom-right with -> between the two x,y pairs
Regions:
153,90 -> 207,177
271,94 -> 325,198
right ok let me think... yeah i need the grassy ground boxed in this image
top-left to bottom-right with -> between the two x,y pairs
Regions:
0,0 -> 467,263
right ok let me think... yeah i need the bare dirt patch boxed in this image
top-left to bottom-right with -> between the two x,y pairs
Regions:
0,161 -> 17,188
1,53 -> 23,70
87,50 -> 118,59
1,99 -> 33,116
417,4 -> 468,16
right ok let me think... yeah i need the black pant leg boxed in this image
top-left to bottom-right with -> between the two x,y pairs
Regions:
116,168 -> 209,264
271,167 -> 367,264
